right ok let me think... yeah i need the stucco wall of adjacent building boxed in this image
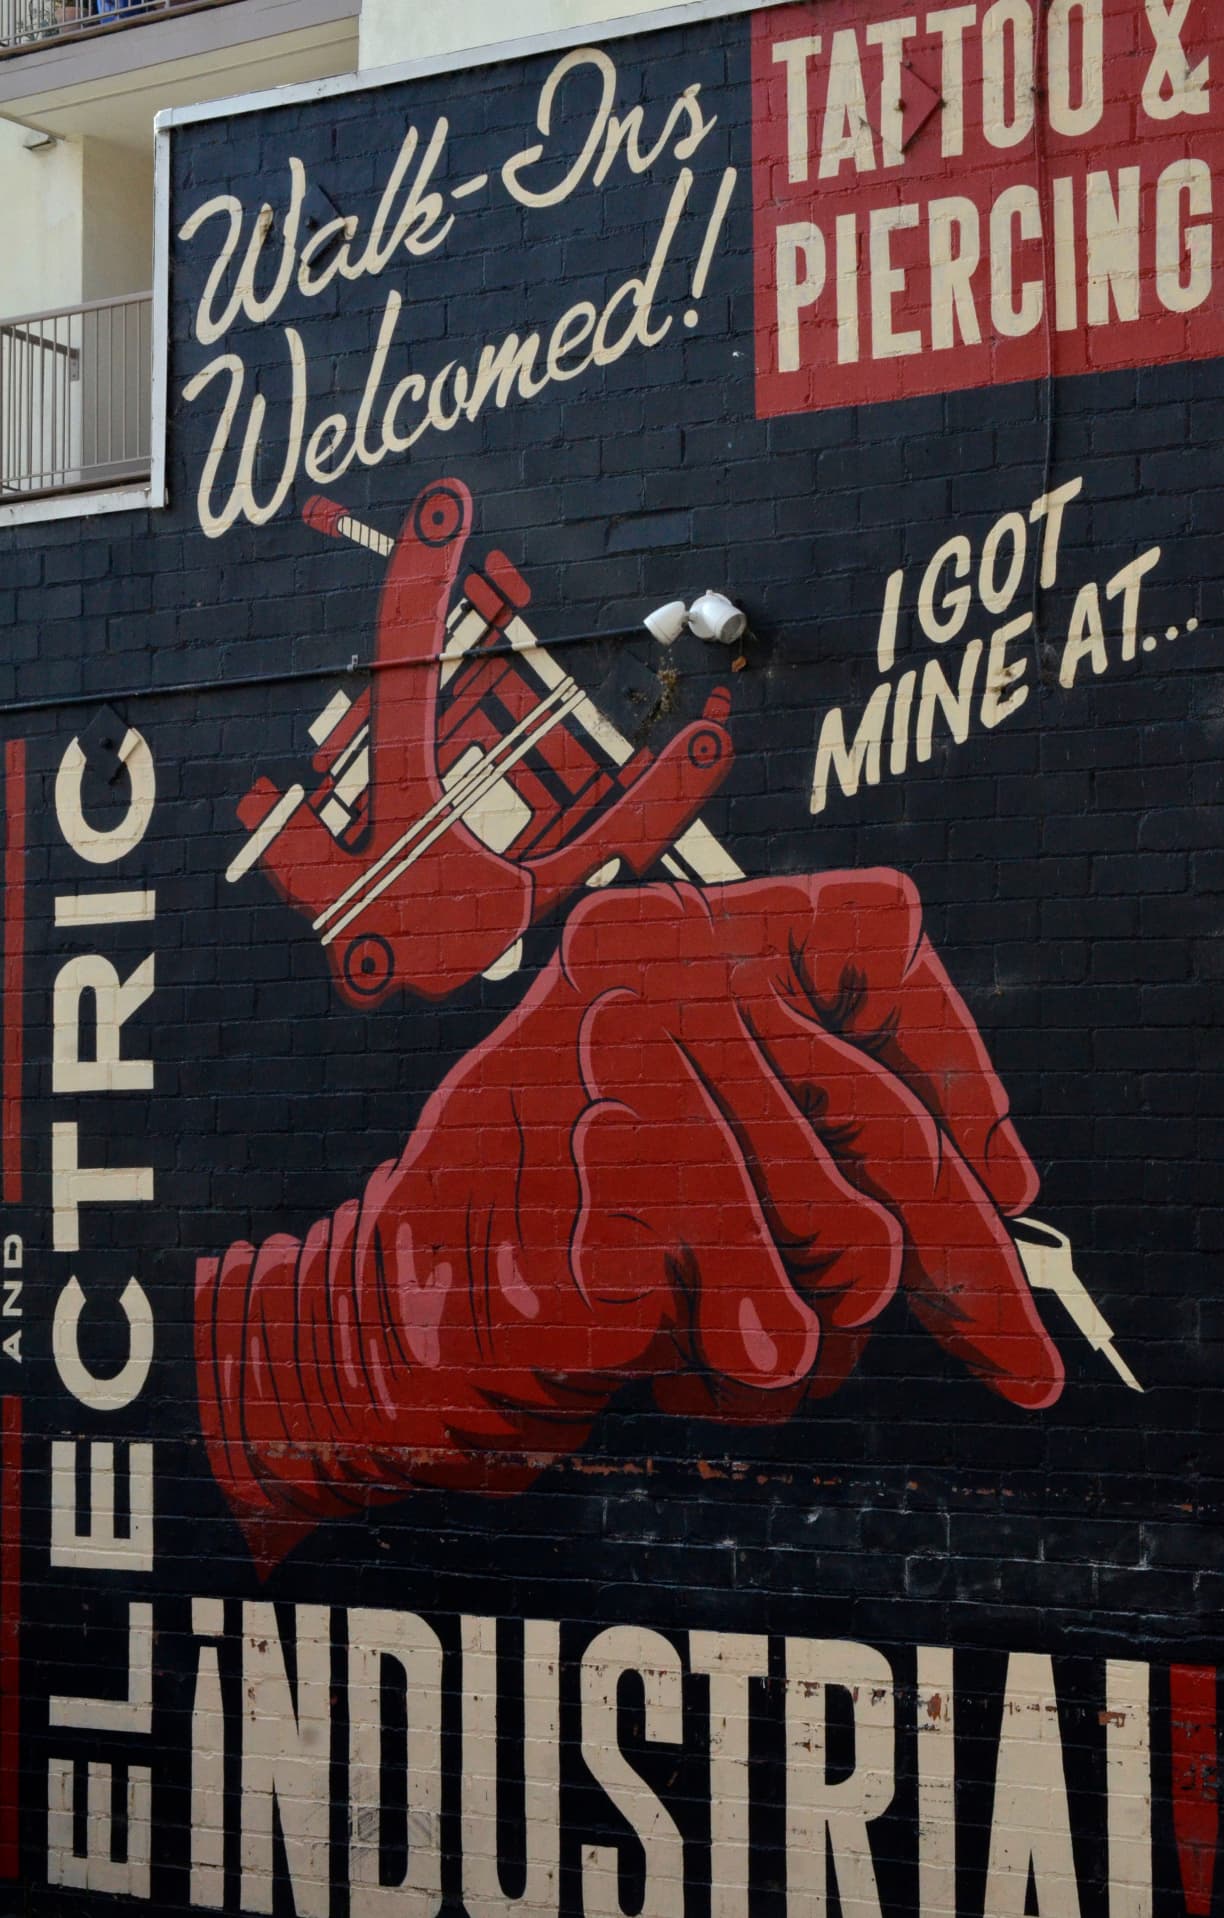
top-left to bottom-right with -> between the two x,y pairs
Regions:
358,0 -> 672,67
0,119 -> 86,316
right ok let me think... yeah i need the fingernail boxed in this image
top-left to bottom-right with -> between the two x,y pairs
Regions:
997,1344 -> 1065,1410
985,1119 -> 1040,1216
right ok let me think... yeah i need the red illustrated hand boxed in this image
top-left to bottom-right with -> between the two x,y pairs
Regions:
197,871 -> 1062,1567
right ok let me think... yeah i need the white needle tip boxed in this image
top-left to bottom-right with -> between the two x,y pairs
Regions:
1102,1343 -> 1144,1393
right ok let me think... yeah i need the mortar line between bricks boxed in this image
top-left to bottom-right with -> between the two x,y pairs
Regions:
0,627 -> 651,719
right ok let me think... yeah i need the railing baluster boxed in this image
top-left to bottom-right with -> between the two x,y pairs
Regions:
50,314 -> 58,487
2,0 -> 240,53
102,302 -> 110,469
108,301 -> 116,467
30,326 -> 38,489
92,304 -> 100,478
40,321 -> 47,488
57,311 -> 65,484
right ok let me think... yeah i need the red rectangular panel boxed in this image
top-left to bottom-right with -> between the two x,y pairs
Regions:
752,0 -> 1224,415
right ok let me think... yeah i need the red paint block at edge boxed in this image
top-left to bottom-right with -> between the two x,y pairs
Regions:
1170,1664 -> 1219,1918
0,1396 -> 21,1879
3,739 -> 25,1206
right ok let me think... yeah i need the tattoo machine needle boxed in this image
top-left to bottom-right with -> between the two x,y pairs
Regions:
1011,1216 -> 1143,1392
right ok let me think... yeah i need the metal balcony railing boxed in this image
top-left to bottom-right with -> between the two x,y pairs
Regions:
0,291 -> 152,498
0,0 -> 232,54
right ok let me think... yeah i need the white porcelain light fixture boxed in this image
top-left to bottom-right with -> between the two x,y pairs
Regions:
644,592 -> 747,647
686,591 -> 747,646
642,600 -> 688,645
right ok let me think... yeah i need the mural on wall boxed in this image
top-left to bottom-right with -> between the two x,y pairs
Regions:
200,474 -> 1087,1571
1,0 -> 1221,1912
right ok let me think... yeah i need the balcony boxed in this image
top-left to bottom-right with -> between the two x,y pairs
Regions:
0,0 -> 235,55
0,290 -> 151,499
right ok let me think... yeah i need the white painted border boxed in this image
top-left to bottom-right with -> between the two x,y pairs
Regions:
155,0 -> 779,129
94,0 -> 767,537
150,102 -> 170,513
0,482 -> 158,531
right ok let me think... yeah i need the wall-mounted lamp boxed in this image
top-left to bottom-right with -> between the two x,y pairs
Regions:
21,127 -> 58,153
644,592 -> 747,647
643,600 -> 688,645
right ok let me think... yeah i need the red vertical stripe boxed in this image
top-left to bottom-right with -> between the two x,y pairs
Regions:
0,743 -> 25,1873
2,740 -> 25,1205
1170,1665 -> 1219,1917
0,1396 -> 20,1878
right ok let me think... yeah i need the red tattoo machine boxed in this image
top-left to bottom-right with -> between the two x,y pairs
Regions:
225,477 -> 742,1005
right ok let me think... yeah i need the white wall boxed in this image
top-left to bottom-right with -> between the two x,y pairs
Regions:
81,140 -> 154,300
358,0 -> 669,68
0,119 -> 84,318
0,124 -> 153,319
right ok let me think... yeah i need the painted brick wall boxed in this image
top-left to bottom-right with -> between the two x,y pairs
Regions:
0,1 -> 1220,1913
